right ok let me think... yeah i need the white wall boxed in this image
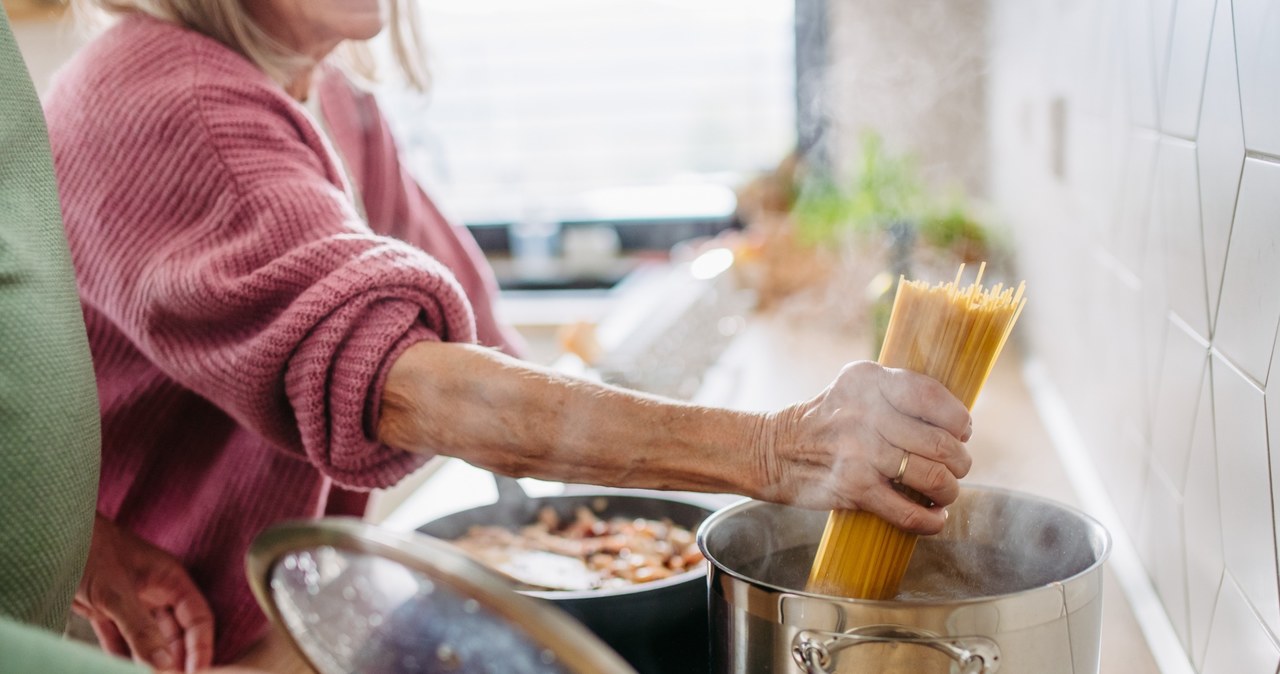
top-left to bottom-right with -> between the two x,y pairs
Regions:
9,15 -> 86,94
988,0 -> 1280,671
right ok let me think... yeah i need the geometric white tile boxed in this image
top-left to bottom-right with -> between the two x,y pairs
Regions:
1075,2 -> 1125,121
1084,268 -> 1155,534
1213,158 -> 1280,385
1150,0 -> 1178,106
1211,353 -> 1280,637
1151,0 -> 1178,103
1114,130 -> 1161,276
1267,331 -> 1280,624
1124,1 -> 1162,129
1141,181 -> 1173,425
1111,425 -> 1156,537
1200,575 -> 1280,674
1116,268 -> 1154,435
1161,0 -> 1215,138
1075,107 -> 1128,238
1097,273 -> 1154,532
980,2 -> 1280,673
1121,427 -> 1162,537
1068,256 -> 1121,437
1052,1 -> 1105,118
1234,0 -> 1280,155
1183,373 -> 1224,669
1157,137 -> 1210,338
1137,462 -> 1190,648
1197,0 -> 1246,333
1109,261 -> 1150,418
1152,316 -> 1210,492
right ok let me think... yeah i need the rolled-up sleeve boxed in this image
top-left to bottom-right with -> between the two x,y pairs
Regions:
141,180 -> 476,489
55,74 -> 477,489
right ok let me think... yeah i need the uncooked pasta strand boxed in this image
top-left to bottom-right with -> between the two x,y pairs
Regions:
806,265 -> 1026,600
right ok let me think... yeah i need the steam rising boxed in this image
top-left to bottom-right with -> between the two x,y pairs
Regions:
799,0 -> 989,196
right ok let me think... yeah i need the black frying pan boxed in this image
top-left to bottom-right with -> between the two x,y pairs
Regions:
416,476 -> 713,674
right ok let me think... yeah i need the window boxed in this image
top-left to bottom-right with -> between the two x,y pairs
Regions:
374,0 -> 796,228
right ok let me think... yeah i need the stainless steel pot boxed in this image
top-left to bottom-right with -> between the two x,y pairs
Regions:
697,485 -> 1111,674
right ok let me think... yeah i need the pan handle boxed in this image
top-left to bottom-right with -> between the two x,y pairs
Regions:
792,624 -> 1000,674
492,473 -> 531,505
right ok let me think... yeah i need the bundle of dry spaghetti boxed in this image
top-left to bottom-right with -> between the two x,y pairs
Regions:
806,263 -> 1026,599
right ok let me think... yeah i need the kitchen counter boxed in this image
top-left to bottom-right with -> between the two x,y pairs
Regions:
379,304 -> 1161,674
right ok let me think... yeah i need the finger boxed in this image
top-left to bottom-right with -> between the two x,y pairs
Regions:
895,454 -> 960,507
151,607 -> 181,642
72,597 -> 100,621
139,563 -> 215,671
151,608 -> 185,672
97,589 -> 178,671
881,368 -> 972,439
861,484 -> 947,535
177,600 -> 215,672
90,616 -> 130,658
878,413 -> 972,478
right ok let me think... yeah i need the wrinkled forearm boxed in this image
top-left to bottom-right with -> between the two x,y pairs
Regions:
377,341 -> 774,496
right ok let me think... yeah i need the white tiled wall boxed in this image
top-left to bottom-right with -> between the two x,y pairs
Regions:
988,0 -> 1280,670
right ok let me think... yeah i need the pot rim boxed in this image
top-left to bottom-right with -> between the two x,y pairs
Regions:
696,484 -> 1112,608
422,490 -> 715,601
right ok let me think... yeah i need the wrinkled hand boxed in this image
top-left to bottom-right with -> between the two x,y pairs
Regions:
74,514 -> 214,672
758,361 -> 973,534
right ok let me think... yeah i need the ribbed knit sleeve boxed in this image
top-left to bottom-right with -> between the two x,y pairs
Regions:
46,18 -> 477,489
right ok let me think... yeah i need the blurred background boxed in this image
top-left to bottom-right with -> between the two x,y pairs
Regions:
9,1 -> 1280,672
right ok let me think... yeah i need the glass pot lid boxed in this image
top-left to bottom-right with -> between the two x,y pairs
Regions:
246,517 -> 637,674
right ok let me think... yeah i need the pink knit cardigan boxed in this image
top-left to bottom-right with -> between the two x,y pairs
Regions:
44,15 -> 522,662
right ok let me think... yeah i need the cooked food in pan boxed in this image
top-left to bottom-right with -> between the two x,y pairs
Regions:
452,506 -> 705,591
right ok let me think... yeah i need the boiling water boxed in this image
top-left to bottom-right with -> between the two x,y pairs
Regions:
741,538 -> 1071,601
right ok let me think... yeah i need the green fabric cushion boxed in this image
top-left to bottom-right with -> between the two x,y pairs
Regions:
0,6 -> 102,630
0,617 -> 146,674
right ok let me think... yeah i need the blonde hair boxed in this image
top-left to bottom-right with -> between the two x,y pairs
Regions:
73,0 -> 429,91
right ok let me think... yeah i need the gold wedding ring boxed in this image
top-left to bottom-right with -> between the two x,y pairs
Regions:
893,450 -> 910,484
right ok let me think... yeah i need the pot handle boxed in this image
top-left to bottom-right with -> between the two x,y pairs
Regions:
792,624 -> 1001,674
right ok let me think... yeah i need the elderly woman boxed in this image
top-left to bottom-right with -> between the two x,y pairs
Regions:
46,0 -> 973,668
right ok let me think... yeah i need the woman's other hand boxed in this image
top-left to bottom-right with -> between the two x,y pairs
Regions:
756,361 -> 973,535
74,514 -> 214,673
